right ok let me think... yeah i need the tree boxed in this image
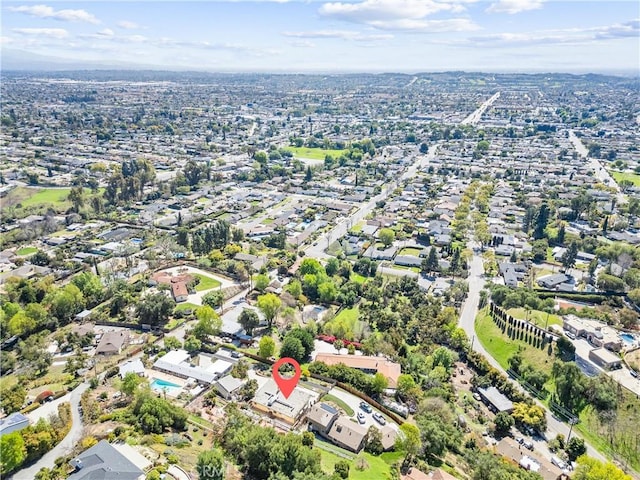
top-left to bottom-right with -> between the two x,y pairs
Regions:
1,384 -> 26,414
136,293 -> 174,326
238,308 -> 260,335
196,448 -> 225,480
254,274 -> 270,293
511,402 -> 547,432
238,379 -> 258,400
184,335 -> 202,353
202,290 -> 224,309
334,460 -> 350,479
371,372 -> 388,395
534,202 -> 549,240
573,455 -> 632,480
396,423 -> 422,463
422,247 -> 439,274
164,336 -> 182,350
257,293 -> 282,328
280,336 -> 305,363
258,335 -> 276,358
561,242 -> 578,270
193,306 -> 222,339
364,426 -> 384,455
566,437 -> 587,462
120,372 -> 144,397
494,411 -> 515,435
30,250 -> 51,266
378,228 -> 395,247
0,432 -> 26,475
231,359 -> 249,379
597,273 -> 625,292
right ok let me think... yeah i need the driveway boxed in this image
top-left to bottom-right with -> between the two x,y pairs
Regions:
11,382 -> 89,480
326,387 -> 400,431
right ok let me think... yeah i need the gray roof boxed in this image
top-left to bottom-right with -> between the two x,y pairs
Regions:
0,412 -> 29,435
478,386 -> 513,412
67,440 -> 143,480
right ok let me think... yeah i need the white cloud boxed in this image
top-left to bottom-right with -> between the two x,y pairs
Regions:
12,27 -> 69,38
282,30 -> 393,40
467,19 -> 640,46
8,4 -> 100,24
368,18 -> 479,32
486,0 -> 544,14
318,0 -> 479,32
117,20 -> 140,30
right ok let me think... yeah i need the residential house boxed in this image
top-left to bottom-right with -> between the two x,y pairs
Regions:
251,378 -> 318,425
537,274 -> 571,289
68,440 -> 146,480
215,375 -> 245,400
314,353 -> 401,388
0,412 -> 30,436
119,358 -> 145,379
95,331 -> 130,356
306,402 -> 339,435
327,416 -> 368,452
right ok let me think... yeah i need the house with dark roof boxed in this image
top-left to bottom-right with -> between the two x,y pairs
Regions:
68,440 -> 145,480
96,331 -> 129,356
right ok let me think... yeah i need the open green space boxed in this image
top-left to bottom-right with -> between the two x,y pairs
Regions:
475,307 -> 555,375
16,246 -> 38,256
317,441 -> 401,479
333,306 -> 360,328
285,146 -> 347,160
192,273 -> 221,291
350,272 -> 367,284
506,307 -> 562,327
399,247 -> 423,256
610,170 -> 640,187
174,302 -> 200,312
321,393 -> 355,416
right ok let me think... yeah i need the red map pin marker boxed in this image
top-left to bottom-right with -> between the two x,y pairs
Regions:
272,357 -> 301,399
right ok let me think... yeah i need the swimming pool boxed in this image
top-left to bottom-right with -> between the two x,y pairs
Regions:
150,378 -> 182,396
620,333 -> 635,345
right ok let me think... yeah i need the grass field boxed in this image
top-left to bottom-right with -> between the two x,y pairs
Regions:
317,441 -> 401,479
3,186 -> 105,215
475,307 -> 556,375
506,307 -> 562,327
174,302 -> 200,312
285,146 -> 347,160
321,393 -> 355,416
610,170 -> 640,187
193,273 -> 221,291
350,272 -> 367,284
333,306 -> 360,327
399,247 -> 423,256
16,246 -> 38,256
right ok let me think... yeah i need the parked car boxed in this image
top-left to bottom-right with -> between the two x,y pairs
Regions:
630,369 -> 638,378
515,436 -> 524,445
523,440 -> 534,451
372,412 -> 386,425
357,412 -> 366,424
473,393 -> 482,402
551,456 -> 567,470
360,402 -> 373,413
566,331 -> 576,340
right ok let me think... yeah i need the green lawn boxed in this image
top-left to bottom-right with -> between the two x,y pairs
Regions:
174,302 -> 200,312
317,441 -> 401,479
506,308 -> 562,327
16,246 -> 38,256
321,393 -> 355,416
475,307 -> 555,375
399,247 -> 423,256
350,272 -> 367,284
285,146 -> 347,161
17,187 -> 73,207
610,170 -> 640,187
262,218 -> 274,225
193,273 -> 221,291
333,306 -> 360,327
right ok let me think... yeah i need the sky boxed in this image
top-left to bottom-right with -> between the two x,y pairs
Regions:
1,0 -> 639,73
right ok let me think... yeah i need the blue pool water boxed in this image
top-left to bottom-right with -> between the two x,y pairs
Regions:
150,378 -> 182,395
620,333 -> 635,345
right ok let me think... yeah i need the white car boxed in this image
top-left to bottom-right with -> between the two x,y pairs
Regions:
372,412 -> 386,425
357,412 -> 366,424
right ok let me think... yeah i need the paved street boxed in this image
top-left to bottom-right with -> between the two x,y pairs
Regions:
459,242 -> 606,462
11,382 -> 89,480
304,144 -> 440,260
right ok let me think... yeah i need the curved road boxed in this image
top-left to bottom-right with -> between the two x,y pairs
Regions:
11,382 -> 89,480
459,241 -> 606,462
